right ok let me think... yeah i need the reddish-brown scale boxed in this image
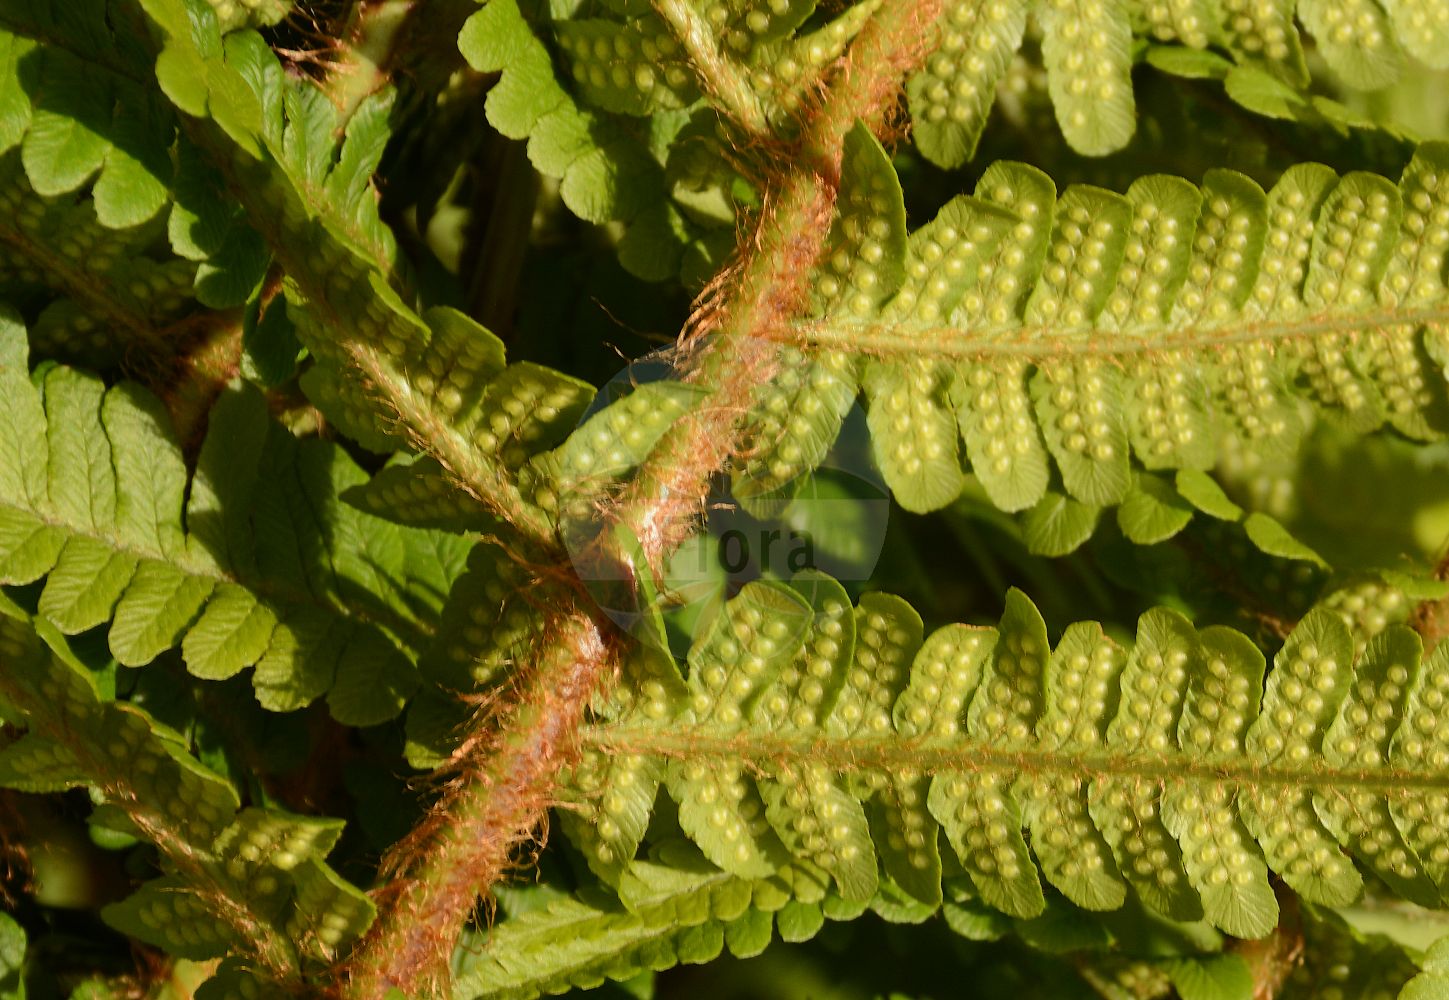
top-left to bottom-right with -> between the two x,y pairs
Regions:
338,613 -> 615,995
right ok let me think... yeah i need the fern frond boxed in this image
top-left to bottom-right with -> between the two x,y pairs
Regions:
0,2 -> 271,363
130,0 -> 603,549
457,0 -> 711,281
0,595 -> 371,993
0,310 -> 469,724
452,842 -> 847,1000
559,572 -> 1449,946
740,133 -> 1449,532
909,0 -> 1449,164
503,0 -> 1449,166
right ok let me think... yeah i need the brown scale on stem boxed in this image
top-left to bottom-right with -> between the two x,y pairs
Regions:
609,0 -> 942,575
336,611 -> 616,997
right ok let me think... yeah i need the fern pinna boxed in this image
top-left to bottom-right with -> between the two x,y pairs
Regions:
468,575 -> 1449,996
3,0 -> 1449,999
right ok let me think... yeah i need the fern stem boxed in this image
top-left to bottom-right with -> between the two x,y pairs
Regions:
616,0 -> 942,568
337,613 -> 613,999
1411,549 -> 1449,648
334,9 -> 945,990
0,672 -> 302,983
794,0 -> 942,161
652,0 -> 771,137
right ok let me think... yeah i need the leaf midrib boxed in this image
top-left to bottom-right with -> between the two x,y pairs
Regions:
4,498 -> 432,649
452,872 -> 740,995
584,722 -> 1449,796
791,300 -> 1449,359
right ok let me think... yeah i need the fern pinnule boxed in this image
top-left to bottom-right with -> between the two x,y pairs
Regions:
0,597 -> 372,995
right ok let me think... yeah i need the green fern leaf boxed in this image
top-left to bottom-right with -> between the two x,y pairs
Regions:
471,361 -> 596,470
0,312 -> 468,724
762,146 -> 1449,539
908,1 -> 1029,167
459,0 -> 697,280
418,540 -> 552,692
0,2 -> 270,363
665,581 -> 805,878
1298,0 -> 1404,89
343,455 -> 494,534
1039,0 -> 1136,156
171,142 -> 271,309
1117,473 -> 1195,544
554,18 -> 697,115
452,856 -> 752,1000
1381,0 -> 1449,69
885,620 -> 992,908
1316,628 -> 1439,905
102,877 -> 239,961
1090,607 -> 1207,923
556,382 -> 707,501
731,346 -> 858,516
559,749 -> 666,885
903,0 -> 1445,165
567,577 -> 1449,949
1022,621 -> 1131,912
284,858 -> 377,962
0,732 -> 89,792
0,596 -> 373,986
933,588 -> 1049,918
